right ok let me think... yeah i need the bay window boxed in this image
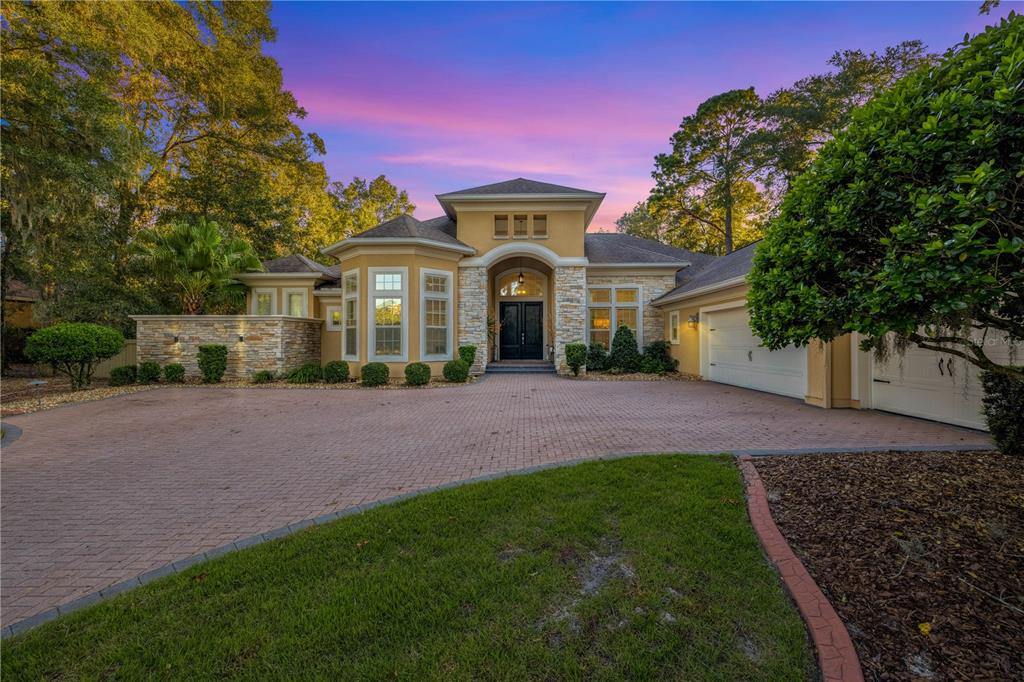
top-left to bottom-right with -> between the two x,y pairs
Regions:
421,269 -> 453,360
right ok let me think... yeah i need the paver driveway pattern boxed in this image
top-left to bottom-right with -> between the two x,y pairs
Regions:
1,374 -> 990,627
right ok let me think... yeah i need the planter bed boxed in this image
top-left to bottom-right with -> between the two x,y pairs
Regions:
565,372 -> 701,382
753,450 -> 1023,681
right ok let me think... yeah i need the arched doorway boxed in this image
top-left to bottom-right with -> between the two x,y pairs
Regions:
489,258 -> 552,361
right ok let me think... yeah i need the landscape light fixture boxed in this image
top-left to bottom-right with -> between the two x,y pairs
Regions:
238,334 -> 245,342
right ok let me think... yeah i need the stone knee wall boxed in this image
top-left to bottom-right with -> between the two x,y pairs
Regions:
586,273 -> 678,346
132,315 -> 322,380
554,266 -> 587,375
457,266 -> 488,374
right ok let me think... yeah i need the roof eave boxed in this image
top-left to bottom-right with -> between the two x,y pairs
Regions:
321,236 -> 476,257
649,275 -> 748,307
236,271 -> 329,281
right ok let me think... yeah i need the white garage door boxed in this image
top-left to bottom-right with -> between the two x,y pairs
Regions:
705,307 -> 807,399
872,344 -> 994,430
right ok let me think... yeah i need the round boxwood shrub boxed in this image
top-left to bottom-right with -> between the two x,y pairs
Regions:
443,359 -> 470,383
287,363 -> 323,384
404,362 -> 431,386
163,363 -> 185,383
137,361 -> 162,384
361,362 -> 390,387
641,340 -> 678,374
108,364 -> 136,387
25,322 -> 125,389
251,369 -> 275,384
982,370 -> 1023,455
587,343 -> 608,372
458,344 -> 477,368
565,343 -> 587,376
607,325 -> 641,373
197,344 -> 228,383
323,360 -> 349,384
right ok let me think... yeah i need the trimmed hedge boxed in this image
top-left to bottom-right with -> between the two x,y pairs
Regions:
587,343 -> 608,372
458,345 -> 477,368
608,325 -> 641,373
108,365 -> 136,387
251,369 -> 275,384
163,363 -> 185,383
197,345 -> 228,383
323,360 -> 349,384
137,361 -> 162,384
565,343 -> 587,376
361,362 -> 390,387
443,359 -> 470,383
287,363 -> 323,384
404,362 -> 431,386
25,323 -> 125,389
982,370 -> 1024,455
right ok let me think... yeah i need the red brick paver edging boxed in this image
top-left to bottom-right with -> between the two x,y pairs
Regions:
738,455 -> 864,682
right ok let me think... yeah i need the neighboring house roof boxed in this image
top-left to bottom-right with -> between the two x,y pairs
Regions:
437,177 -> 602,198
260,254 -> 336,277
4,279 -> 41,302
350,214 -> 465,246
652,241 -> 760,305
584,233 -> 713,268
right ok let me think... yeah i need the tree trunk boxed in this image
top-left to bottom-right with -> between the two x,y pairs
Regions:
723,169 -> 734,254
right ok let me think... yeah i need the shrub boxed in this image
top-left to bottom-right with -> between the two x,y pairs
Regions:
642,340 -> 678,374
607,325 -> 641,373
137,361 -> 162,384
443,359 -> 470,383
163,363 -> 186,383
458,345 -> 477,368
108,365 -> 136,387
2,326 -> 32,367
197,344 -> 228,383
287,363 -> 323,384
251,369 -> 275,384
587,343 -> 608,372
565,343 -> 587,376
361,362 -> 390,387
24,323 -> 125,390
404,362 -> 431,386
323,361 -> 349,384
982,370 -> 1024,456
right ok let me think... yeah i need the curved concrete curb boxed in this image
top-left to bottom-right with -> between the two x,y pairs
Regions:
1,422 -> 22,448
738,455 -> 864,682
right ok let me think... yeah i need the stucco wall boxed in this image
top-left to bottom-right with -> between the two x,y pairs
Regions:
453,205 -> 586,257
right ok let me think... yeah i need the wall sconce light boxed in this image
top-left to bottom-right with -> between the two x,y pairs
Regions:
687,314 -> 699,329
173,335 -> 179,343
238,334 -> 245,343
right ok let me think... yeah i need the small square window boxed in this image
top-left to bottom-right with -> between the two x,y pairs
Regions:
513,215 -> 528,237
533,214 -> 547,237
374,273 -> 402,291
494,215 -> 509,237
326,306 -> 342,331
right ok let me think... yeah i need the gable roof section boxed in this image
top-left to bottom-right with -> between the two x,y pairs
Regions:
584,233 -> 712,267
651,241 -> 759,305
438,177 -> 602,198
321,214 -> 474,256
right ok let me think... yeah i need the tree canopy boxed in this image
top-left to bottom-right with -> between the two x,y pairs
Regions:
748,15 -> 1023,381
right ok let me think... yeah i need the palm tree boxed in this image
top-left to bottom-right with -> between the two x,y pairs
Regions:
135,219 -> 262,314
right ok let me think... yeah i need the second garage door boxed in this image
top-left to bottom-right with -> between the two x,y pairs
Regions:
705,307 -> 807,399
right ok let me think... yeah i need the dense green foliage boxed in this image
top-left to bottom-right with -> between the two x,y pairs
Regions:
458,345 -> 477,368
641,340 -> 678,374
137,361 -> 162,384
330,176 -> 416,240
250,370 -> 275,385
361,362 -> 390,387
586,343 -> 609,372
323,361 -> 349,384
163,363 -> 185,383
565,343 -> 587,376
404,362 -> 431,386
0,457 -> 811,680
196,345 -> 228,384
443,359 -> 470,383
749,16 -> 1024,392
25,323 -> 125,389
286,363 -> 323,384
607,326 -> 642,373
982,370 -> 1024,455
107,365 -> 136,387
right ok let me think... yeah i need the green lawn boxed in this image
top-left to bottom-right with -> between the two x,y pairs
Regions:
2,456 -> 812,680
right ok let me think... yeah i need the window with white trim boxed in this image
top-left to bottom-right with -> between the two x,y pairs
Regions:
326,305 -> 342,331
283,288 -> 307,317
369,268 -> 407,360
669,311 -> 680,345
421,269 -> 452,360
252,288 -> 275,315
587,285 -> 641,348
343,272 -> 358,360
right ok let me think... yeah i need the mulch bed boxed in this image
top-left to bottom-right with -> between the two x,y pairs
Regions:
566,371 -> 701,382
754,451 -> 1023,681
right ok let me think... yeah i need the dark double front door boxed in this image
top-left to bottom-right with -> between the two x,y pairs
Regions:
499,302 -> 544,360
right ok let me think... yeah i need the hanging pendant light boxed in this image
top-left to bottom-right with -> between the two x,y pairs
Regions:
517,270 -> 525,285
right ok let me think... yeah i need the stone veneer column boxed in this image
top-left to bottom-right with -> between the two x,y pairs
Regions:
457,266 -> 488,374
554,266 -> 587,375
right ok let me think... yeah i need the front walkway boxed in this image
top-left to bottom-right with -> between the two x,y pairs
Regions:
1,375 -> 989,627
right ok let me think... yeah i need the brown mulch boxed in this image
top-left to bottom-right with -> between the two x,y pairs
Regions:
1,378 -> 157,416
566,371 -> 701,382
754,451 -> 1024,681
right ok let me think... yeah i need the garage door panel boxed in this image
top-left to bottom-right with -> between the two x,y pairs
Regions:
705,308 -> 806,400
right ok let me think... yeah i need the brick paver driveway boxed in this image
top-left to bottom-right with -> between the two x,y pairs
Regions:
1,374 -> 990,628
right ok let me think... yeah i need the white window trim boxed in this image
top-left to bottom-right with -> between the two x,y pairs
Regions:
669,311 -> 680,345
420,268 -> 453,362
251,288 -> 277,315
367,266 -> 409,362
325,304 -> 342,332
282,288 -> 308,318
342,271 -> 359,361
586,284 -> 643,348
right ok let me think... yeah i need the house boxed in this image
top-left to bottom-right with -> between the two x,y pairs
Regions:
3,279 -> 41,329
133,178 -> 994,431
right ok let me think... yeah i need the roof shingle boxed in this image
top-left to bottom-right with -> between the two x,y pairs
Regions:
653,241 -> 759,303
584,233 -> 713,267
260,254 -> 336,277
350,214 -> 467,246
439,177 -> 601,197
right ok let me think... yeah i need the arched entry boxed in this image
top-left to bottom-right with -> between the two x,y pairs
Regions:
489,259 -> 552,362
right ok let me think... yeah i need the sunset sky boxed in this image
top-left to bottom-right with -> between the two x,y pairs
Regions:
268,1 -> 1015,230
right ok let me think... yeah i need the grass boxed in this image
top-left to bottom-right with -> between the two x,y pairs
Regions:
2,456 -> 812,680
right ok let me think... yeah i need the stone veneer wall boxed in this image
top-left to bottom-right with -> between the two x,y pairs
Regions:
554,266 -> 587,375
586,273 -> 679,346
457,266 -> 488,374
132,315 -> 322,380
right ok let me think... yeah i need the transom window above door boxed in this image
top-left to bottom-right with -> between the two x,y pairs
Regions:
498,271 -> 545,298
